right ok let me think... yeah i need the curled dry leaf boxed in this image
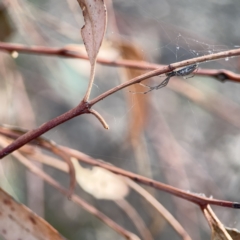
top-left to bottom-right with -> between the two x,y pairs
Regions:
0,187 -> 65,240
203,205 -> 233,240
77,0 -> 107,66
71,157 -> 129,200
77,0 -> 107,100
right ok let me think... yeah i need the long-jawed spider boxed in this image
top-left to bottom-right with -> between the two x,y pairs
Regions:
137,63 -> 198,94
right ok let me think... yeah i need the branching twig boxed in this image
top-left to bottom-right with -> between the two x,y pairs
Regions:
126,179 -> 192,240
88,109 -> 109,129
116,199 -> 154,240
22,145 -> 190,240
61,146 -> 240,209
0,125 -> 239,210
23,146 -> 191,240
201,205 -> 233,240
89,48 -> 240,105
0,44 -> 240,169
0,42 -> 240,82
0,126 -> 76,197
0,136 -> 140,240
0,102 -> 89,158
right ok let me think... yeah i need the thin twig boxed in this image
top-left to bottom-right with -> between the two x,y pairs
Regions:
0,125 -> 239,210
0,102 -> 89,158
62,147 -> 240,209
0,42 -> 239,82
116,199 -> 154,240
88,109 -> 109,129
30,150 -> 147,239
0,46 -> 240,163
0,126 -> 76,197
83,62 -> 97,102
89,47 -> 240,106
25,147 -> 191,240
126,179 -> 192,240
0,136 -> 140,240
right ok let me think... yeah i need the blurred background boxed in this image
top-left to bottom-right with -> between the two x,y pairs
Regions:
0,0 -> 240,239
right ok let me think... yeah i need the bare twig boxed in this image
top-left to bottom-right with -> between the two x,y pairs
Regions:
88,109 -> 109,129
196,68 -> 240,83
0,125 -> 76,197
0,45 -> 240,168
0,42 -> 239,82
126,179 -> 192,240
89,47 -> 240,105
29,151 -> 151,239
0,101 -> 89,158
62,147 -> 240,209
116,199 -> 154,240
0,125 -> 239,210
0,136 -> 140,240
24,146 -> 191,240
83,63 -> 97,102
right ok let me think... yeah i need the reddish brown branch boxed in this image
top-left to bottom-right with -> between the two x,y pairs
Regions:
0,43 -> 240,165
89,48 -> 240,105
0,42 -> 240,82
0,125 -> 240,210
0,102 -> 89,158
62,147 -> 240,209
197,68 -> 240,83
0,137 -> 139,240
0,126 -> 76,197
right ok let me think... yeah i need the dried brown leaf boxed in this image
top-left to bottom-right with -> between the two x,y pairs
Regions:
0,187 -> 65,240
202,205 -> 233,240
226,228 -> 240,240
77,0 -> 107,100
77,0 -> 106,66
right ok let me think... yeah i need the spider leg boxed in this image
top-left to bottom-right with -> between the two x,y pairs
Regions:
154,76 -> 171,89
139,82 -> 152,88
129,88 -> 155,94
143,76 -> 171,93
129,82 -> 155,94
130,76 -> 171,94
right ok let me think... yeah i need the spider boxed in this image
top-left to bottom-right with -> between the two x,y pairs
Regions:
138,63 -> 198,94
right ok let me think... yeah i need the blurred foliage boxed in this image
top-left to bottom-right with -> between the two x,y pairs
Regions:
1,0 -> 240,240
0,3 -> 13,41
